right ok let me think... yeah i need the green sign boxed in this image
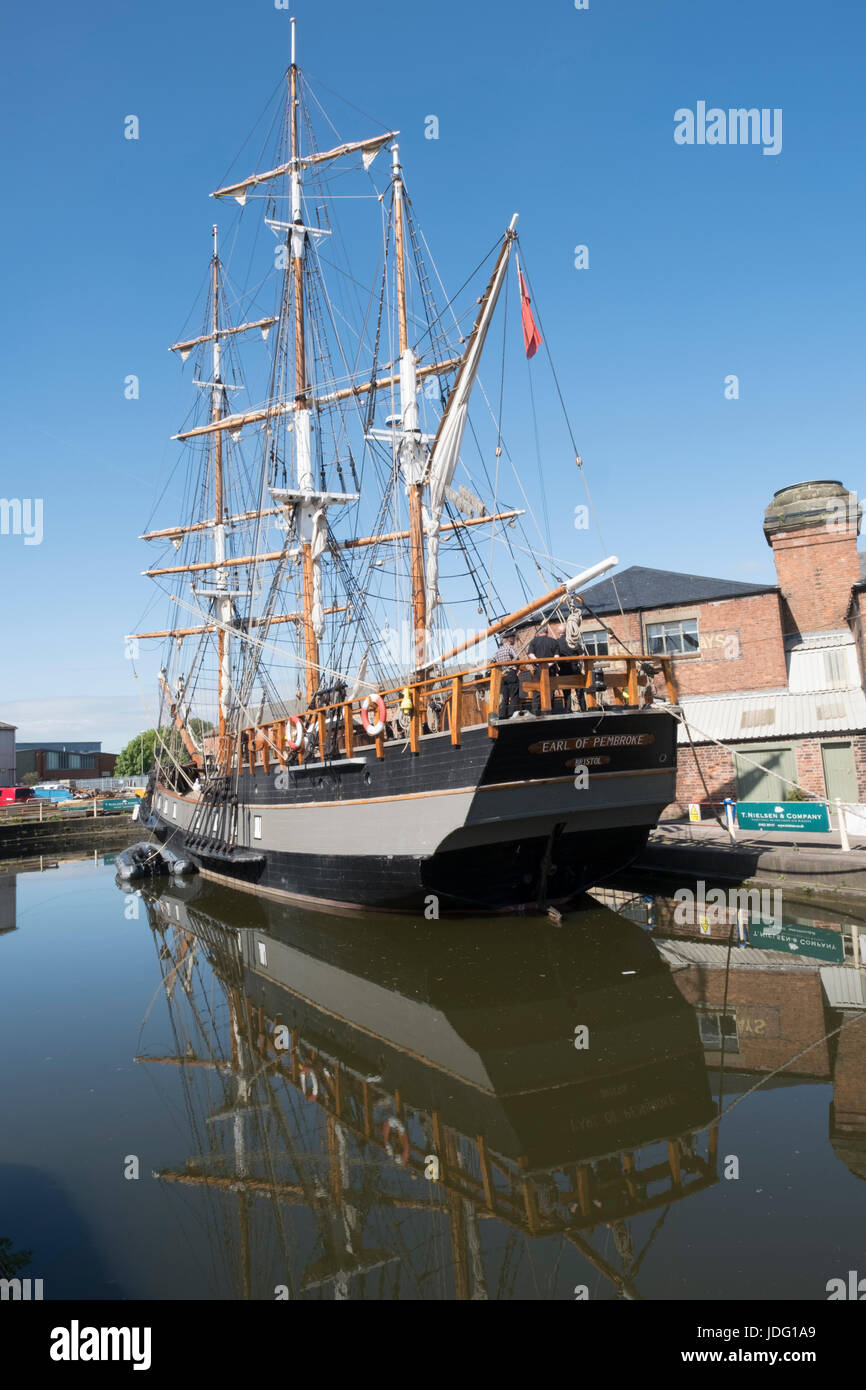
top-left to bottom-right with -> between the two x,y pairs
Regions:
100,798 -> 139,812
748,920 -> 845,963
736,801 -> 830,833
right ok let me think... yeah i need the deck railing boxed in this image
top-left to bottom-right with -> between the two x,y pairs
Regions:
231,654 -> 679,775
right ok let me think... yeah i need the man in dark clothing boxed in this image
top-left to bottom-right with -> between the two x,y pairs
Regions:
556,626 -> 587,711
527,623 -> 564,715
492,630 -> 522,719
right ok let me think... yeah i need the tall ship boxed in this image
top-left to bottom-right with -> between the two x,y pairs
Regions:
133,19 -> 680,913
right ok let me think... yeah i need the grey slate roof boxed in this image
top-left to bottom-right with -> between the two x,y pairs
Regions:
575,565 -> 778,616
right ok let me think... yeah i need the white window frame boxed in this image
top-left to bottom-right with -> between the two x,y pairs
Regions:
646,617 -> 699,656
580,630 -> 609,656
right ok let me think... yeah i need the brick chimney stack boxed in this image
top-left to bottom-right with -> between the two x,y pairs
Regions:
763,480 -> 861,637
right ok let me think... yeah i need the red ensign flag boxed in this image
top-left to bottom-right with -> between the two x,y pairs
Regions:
519,269 -> 543,359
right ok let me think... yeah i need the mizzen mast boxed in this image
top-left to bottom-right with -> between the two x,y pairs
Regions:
265,17 -> 362,704
391,144 -> 428,671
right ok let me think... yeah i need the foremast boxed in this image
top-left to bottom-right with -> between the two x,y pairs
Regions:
210,227 -> 231,744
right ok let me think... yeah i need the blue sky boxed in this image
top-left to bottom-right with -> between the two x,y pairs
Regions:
1,0 -> 864,750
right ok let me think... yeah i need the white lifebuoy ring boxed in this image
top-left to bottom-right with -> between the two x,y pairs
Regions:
285,715 -> 305,750
383,1116 -> 410,1165
299,1064 -> 320,1100
360,694 -> 387,737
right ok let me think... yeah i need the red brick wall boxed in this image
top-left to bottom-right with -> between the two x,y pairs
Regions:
831,1016 -> 866,1135
581,591 -> 787,699
672,967 -> 831,1078
670,744 -> 738,810
768,525 -> 861,635
851,591 -> 866,683
668,736 -> 866,815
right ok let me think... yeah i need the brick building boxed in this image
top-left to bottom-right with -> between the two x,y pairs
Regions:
567,479 -> 866,812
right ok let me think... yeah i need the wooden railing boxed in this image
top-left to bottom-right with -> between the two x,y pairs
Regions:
230,654 -> 679,774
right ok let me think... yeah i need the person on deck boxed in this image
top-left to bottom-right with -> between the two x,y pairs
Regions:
491,630 -> 522,719
527,622 -> 565,715
557,624 -> 587,711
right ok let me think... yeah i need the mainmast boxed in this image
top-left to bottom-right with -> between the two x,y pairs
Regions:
288,20 -> 319,705
265,17 -> 365,706
391,145 -> 428,671
210,226 -> 231,742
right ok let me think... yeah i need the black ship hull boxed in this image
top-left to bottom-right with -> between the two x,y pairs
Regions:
144,706 -> 677,913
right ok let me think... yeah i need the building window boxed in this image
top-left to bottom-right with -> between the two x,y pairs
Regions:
646,618 -> 699,656
580,630 -> 609,656
698,1010 -> 739,1053
253,815 -> 262,840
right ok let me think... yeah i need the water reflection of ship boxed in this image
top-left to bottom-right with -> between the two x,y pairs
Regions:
136,883 -> 718,1299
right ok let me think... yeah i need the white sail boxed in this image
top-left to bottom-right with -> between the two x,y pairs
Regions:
422,216 -> 518,627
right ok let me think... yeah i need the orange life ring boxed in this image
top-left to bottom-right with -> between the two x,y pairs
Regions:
285,716 -> 305,750
360,694 -> 387,737
383,1116 -> 410,1165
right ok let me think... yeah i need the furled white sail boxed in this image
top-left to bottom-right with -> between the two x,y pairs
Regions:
212,133 -> 398,203
423,217 -> 518,625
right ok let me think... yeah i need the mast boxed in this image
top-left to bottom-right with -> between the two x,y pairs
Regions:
211,226 -> 231,742
423,216 -> 518,635
391,144 -> 427,671
289,20 -> 319,705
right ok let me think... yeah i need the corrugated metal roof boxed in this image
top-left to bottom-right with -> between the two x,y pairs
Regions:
657,940 -> 820,970
819,966 -> 866,1009
784,629 -> 853,651
676,687 -> 866,744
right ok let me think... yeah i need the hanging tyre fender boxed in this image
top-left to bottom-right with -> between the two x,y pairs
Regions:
382,1116 -> 410,1165
360,694 -> 387,737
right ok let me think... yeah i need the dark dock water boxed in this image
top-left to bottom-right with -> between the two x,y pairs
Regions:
1,852 -> 865,1301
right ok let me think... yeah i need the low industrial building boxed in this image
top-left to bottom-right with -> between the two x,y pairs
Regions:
16,741 -> 117,784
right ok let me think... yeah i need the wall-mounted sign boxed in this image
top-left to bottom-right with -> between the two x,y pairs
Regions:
736,801 -> 830,833
748,920 -> 844,963
698,630 -> 741,661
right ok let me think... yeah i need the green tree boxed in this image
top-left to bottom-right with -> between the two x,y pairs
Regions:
21,771 -> 40,786
115,722 -> 215,779
115,729 -> 158,777
0,1236 -> 32,1277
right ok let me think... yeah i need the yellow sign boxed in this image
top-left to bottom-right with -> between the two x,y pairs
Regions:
689,803 -> 701,823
